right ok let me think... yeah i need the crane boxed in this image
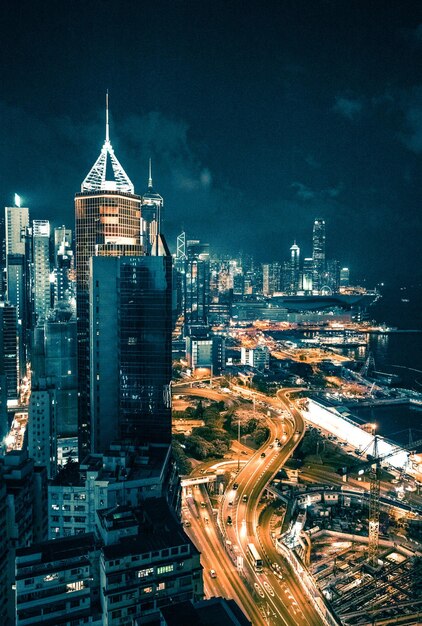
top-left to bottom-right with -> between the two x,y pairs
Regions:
339,435 -> 422,569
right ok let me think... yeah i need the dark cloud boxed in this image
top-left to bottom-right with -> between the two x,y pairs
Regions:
399,87 -> 422,153
333,96 -> 364,120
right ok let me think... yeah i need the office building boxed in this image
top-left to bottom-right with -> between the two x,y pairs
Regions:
324,259 -> 340,294
5,201 -> 29,258
262,262 -> 281,297
89,251 -> 172,453
141,159 -> 163,254
185,332 -> 225,374
28,384 -> 57,478
184,240 -> 210,331
290,242 -> 300,293
5,202 -> 30,340
53,226 -> 75,308
302,257 -> 313,293
240,346 -> 270,371
30,305 -> 78,473
312,218 -> 326,293
0,302 -> 18,400
32,220 -> 52,324
340,267 -> 350,287
75,97 -> 142,457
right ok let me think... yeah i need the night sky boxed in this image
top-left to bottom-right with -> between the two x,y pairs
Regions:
1,0 -> 422,284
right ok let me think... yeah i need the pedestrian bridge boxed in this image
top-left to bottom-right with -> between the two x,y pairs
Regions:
180,474 -> 217,488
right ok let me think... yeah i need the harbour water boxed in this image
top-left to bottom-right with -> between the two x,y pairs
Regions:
273,284 -> 422,444
347,285 -> 422,444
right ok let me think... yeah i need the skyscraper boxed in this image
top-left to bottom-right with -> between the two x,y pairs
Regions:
141,159 -> 163,254
312,218 -> 326,293
32,219 -> 51,324
290,242 -> 300,293
75,96 -> 142,457
0,302 -> 18,401
262,262 -> 281,296
184,240 -> 210,332
5,200 -> 30,379
302,257 -> 313,293
89,250 -> 172,452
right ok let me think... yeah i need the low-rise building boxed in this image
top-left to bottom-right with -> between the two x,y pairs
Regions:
48,443 -> 180,539
98,500 -> 203,624
15,533 -> 101,626
16,499 -> 203,626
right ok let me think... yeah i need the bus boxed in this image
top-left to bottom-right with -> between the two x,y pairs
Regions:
247,543 -> 263,572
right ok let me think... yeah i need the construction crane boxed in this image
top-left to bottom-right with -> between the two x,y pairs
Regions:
360,352 -> 376,378
339,435 -> 422,569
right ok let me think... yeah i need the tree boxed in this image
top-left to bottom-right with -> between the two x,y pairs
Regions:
194,400 -> 205,419
172,442 -> 192,475
254,427 -> 269,446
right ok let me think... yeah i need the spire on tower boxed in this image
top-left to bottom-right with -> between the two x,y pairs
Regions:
81,94 -> 134,194
105,90 -> 110,144
148,158 -> 153,189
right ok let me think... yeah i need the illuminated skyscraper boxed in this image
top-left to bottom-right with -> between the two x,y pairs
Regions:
32,220 -> 51,324
262,262 -> 281,296
5,199 -> 30,379
75,95 -> 142,456
302,257 -> 313,293
184,240 -> 210,332
340,267 -> 350,287
141,158 -> 163,254
312,218 -> 326,293
290,242 -> 300,293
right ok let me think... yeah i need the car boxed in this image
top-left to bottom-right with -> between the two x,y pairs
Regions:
260,452 -> 266,458
184,520 -> 191,527
233,482 -> 239,490
210,569 -> 217,578
277,442 -> 282,447
227,516 -> 233,525
242,494 -> 248,503
228,500 -> 233,506
200,502 -> 206,508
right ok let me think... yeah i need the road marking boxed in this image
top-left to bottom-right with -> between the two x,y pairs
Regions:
263,581 -> 275,596
254,582 -> 265,598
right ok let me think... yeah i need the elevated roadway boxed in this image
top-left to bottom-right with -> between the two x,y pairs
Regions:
176,384 -> 325,624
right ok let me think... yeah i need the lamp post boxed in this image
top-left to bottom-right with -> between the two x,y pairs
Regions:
237,418 -> 241,473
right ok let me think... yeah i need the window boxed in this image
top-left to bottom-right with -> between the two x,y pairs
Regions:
142,587 -> 153,594
157,582 -> 165,591
137,567 -> 153,578
157,564 -> 173,575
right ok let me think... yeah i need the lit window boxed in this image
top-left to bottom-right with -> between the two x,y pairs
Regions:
157,564 -> 173,575
137,567 -> 153,578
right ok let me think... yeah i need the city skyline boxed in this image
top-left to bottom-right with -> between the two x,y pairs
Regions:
0,1 -> 422,284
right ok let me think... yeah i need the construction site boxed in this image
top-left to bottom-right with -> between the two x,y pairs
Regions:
275,429 -> 422,626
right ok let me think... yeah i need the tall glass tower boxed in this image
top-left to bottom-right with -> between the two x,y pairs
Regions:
75,96 -> 142,457
89,249 -> 172,452
312,218 -> 326,293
